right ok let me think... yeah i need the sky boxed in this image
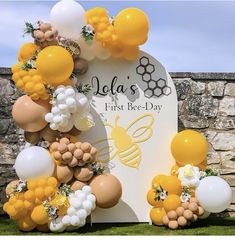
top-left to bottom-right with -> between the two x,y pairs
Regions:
0,1 -> 235,72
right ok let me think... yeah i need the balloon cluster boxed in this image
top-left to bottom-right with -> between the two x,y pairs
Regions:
147,130 -> 233,229
51,137 -> 97,167
12,62 -> 49,101
85,7 -> 149,61
161,198 -> 205,229
49,186 -> 96,232
45,86 -> 94,132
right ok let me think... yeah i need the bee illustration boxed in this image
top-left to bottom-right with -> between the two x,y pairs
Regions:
93,113 -> 154,169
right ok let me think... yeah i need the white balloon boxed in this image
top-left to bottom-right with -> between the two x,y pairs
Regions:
83,200 -> 93,212
51,106 -> 60,114
65,88 -> 76,97
196,176 -> 232,213
50,0 -> 86,40
57,117 -> 74,132
66,98 -> 76,106
67,207 -> 76,216
70,215 -> 80,226
76,209 -> 87,221
58,104 -> 67,111
75,190 -> 86,200
14,146 -> 54,181
72,199 -> 82,209
82,185 -> 92,195
45,113 -> 53,122
50,122 -> 58,130
86,194 -> 96,203
55,86 -> 65,95
62,215 -> 71,226
57,93 -> 66,102
49,217 -> 66,233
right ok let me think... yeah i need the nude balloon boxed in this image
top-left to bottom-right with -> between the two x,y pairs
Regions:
12,95 -> 50,132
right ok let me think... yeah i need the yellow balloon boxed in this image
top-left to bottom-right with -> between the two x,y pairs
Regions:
31,205 -> 48,225
171,130 -> 208,166
36,46 -> 74,85
114,8 -> 149,46
150,207 -> 166,225
163,194 -> 181,212
18,43 -> 39,62
17,216 -> 36,232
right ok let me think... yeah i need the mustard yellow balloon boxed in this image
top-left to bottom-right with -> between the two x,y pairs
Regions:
36,46 -> 74,85
114,8 -> 149,46
171,130 -> 208,166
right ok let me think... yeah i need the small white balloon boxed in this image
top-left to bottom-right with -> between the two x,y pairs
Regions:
49,217 -> 66,232
57,118 -> 74,132
77,209 -> 87,221
67,207 -> 76,216
57,93 -> 66,102
62,215 -> 71,226
45,113 -> 53,122
55,86 -> 65,95
53,115 -> 63,124
196,176 -> 232,213
50,122 -> 58,130
70,215 -> 80,226
72,199 -> 82,209
83,200 -> 93,212
66,98 -> 76,106
58,104 -> 67,110
82,186 -> 92,195
86,194 -> 96,203
14,146 -> 54,180
51,106 -> 60,114
75,190 -> 86,200
65,88 -> 76,97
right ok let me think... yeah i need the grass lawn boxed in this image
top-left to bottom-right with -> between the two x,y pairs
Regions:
0,215 -> 234,235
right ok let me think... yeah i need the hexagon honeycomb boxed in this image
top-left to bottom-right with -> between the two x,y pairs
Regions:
136,56 -> 172,98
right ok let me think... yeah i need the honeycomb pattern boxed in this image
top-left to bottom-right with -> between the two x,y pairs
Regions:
136,56 -> 172,98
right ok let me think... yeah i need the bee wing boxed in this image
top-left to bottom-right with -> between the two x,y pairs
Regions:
92,138 -> 117,163
126,113 -> 154,143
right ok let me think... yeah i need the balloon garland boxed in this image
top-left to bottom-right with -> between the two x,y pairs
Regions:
147,130 -> 233,230
4,0 -> 233,233
4,0 -> 135,232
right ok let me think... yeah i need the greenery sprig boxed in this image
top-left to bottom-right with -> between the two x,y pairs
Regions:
76,83 -> 92,95
81,25 -> 95,42
23,21 -> 37,37
59,184 -> 73,197
91,162 -> 105,175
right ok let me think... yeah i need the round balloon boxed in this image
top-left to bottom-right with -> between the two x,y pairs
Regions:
89,173 -> 122,208
114,8 -> 149,46
14,146 -> 55,181
171,130 -> 208,166
195,176 -> 232,213
12,95 -> 50,132
50,0 -> 86,40
36,46 -> 74,85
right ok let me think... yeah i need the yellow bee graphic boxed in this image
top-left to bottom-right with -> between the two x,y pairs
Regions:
94,113 -> 154,168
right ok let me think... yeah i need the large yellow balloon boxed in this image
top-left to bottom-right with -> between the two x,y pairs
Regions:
114,8 -> 149,46
171,130 -> 208,166
36,46 -> 74,85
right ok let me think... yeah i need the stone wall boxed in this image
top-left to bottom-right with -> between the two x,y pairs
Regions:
0,68 -> 234,215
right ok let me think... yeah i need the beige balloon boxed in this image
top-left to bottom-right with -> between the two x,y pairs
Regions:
89,173 -> 122,208
12,95 -> 51,132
